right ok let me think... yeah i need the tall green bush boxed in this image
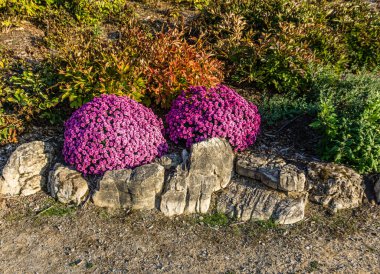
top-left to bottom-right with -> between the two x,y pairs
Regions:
195,0 -> 380,93
311,71 -> 380,173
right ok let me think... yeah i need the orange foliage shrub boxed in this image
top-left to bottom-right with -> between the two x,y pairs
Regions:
57,26 -> 224,108
144,30 -> 223,107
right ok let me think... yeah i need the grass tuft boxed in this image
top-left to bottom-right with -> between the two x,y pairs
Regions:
200,212 -> 229,227
37,203 -> 76,217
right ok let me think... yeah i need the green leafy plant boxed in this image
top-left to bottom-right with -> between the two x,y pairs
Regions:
201,212 -> 229,227
63,0 -> 128,25
37,203 -> 76,217
0,0 -> 130,25
1,0 -> 43,16
193,0 -> 380,94
0,49 -> 62,144
0,52 -> 23,145
260,92 -> 317,125
256,218 -> 278,230
55,26 -> 152,108
311,70 -> 380,173
1,62 -> 60,120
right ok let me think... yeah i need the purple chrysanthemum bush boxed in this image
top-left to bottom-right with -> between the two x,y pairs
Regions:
63,94 -> 168,175
166,85 -> 261,151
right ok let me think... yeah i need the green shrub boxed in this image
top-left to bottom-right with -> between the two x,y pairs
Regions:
260,92 -> 317,125
54,26 -> 145,108
0,0 -> 43,16
0,0 -> 129,25
0,58 -> 60,117
62,0 -> 128,25
311,70 -> 380,173
0,49 -> 61,144
194,0 -> 380,93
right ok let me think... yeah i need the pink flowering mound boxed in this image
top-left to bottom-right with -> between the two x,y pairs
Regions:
166,85 -> 261,151
63,94 -> 168,175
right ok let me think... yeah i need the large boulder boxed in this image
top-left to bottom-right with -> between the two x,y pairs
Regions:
93,163 -> 165,210
186,138 -> 235,213
0,141 -> 55,196
307,162 -> 364,212
236,154 -> 306,193
216,178 -> 307,224
48,164 -> 89,205
160,138 -> 235,216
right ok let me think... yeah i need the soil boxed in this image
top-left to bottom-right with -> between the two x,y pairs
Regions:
0,193 -> 379,273
0,20 -> 46,61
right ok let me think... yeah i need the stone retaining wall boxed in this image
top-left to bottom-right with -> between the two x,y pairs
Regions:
0,138 -> 370,224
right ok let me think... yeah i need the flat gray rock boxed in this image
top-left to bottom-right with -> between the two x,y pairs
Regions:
0,141 -> 55,196
48,164 -> 89,205
236,154 -> 306,192
217,178 -> 307,224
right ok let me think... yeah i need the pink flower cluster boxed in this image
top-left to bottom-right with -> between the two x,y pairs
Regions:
166,85 -> 261,151
63,94 -> 168,175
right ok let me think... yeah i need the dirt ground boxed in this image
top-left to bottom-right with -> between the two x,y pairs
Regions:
0,192 -> 379,273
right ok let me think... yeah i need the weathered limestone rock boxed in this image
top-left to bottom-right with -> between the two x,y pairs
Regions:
92,169 -> 132,208
48,164 -> 89,205
375,178 -> 380,204
129,163 -> 165,210
93,163 -> 165,210
0,141 -> 55,196
186,138 -> 235,213
236,154 -> 306,192
273,196 -> 307,225
307,162 -> 364,212
160,164 -> 188,216
0,177 -> 4,193
217,178 -> 307,224
155,153 -> 182,170
160,138 -> 235,216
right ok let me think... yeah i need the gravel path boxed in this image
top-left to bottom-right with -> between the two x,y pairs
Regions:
1,193 -> 379,273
